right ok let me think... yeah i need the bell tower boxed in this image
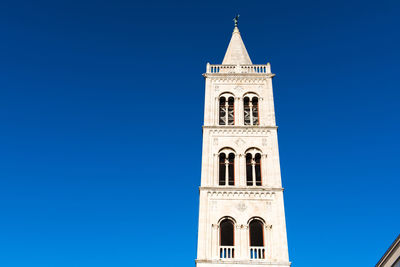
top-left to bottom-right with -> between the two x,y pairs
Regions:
195,18 -> 291,267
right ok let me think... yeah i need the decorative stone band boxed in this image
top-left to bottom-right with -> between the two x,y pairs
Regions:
202,75 -> 275,83
200,187 -> 283,192
203,188 -> 281,201
195,259 -> 292,265
203,125 -> 277,129
205,127 -> 274,136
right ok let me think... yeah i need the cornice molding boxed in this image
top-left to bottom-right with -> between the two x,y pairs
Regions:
200,186 -> 283,192
203,126 -> 277,136
203,73 -> 275,79
203,125 -> 278,129
195,259 -> 291,265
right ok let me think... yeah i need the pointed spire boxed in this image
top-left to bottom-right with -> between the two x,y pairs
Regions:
222,15 -> 252,65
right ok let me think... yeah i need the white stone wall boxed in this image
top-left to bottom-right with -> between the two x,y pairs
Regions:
196,64 -> 290,267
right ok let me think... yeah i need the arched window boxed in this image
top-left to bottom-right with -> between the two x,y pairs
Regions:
220,218 -> 235,258
219,95 -> 234,125
252,97 -> 259,125
244,95 -> 259,125
244,97 -> 250,125
255,153 -> 262,186
249,219 -> 265,259
219,97 -> 226,125
219,151 -> 235,186
220,219 -> 234,246
246,149 -> 262,186
249,219 -> 264,246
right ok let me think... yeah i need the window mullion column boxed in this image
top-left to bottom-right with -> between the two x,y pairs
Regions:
236,97 -> 241,125
225,102 -> 229,126
252,158 -> 256,186
225,159 -> 229,186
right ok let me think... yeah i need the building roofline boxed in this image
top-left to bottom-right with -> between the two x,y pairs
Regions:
376,234 -> 400,267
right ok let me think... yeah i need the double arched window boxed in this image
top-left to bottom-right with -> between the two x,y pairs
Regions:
219,149 -> 235,186
218,93 -> 261,125
244,95 -> 259,125
217,148 -> 263,187
219,94 -> 235,125
246,149 -> 262,186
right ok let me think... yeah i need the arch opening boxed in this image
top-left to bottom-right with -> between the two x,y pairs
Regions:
249,219 -> 264,247
220,219 -> 234,246
219,152 -> 235,186
246,150 -> 262,186
219,96 -> 235,125
244,96 -> 259,125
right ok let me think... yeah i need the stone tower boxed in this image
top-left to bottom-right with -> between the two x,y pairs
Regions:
195,22 -> 291,267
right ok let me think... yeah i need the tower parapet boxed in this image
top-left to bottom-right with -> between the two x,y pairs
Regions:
206,63 -> 272,74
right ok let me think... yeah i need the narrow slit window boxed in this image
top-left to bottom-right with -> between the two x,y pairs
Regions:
228,153 -> 235,186
252,97 -> 259,125
219,97 -> 226,125
255,153 -> 262,186
244,97 -> 251,125
228,97 -> 235,125
246,153 -> 253,186
219,153 -> 226,186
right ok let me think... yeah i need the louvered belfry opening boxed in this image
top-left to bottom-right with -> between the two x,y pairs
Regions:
227,97 -> 234,125
252,97 -> 259,125
244,97 -> 251,125
219,96 -> 235,125
244,96 -> 259,126
219,97 -> 226,125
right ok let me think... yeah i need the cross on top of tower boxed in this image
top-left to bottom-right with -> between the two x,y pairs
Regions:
233,14 -> 240,28
222,15 -> 252,65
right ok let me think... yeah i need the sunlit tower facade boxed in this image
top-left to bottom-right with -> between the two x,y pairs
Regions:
195,19 -> 291,267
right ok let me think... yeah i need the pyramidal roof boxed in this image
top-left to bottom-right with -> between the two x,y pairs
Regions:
222,27 -> 252,65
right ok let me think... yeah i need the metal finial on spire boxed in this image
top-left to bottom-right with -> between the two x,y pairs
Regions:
233,14 -> 240,27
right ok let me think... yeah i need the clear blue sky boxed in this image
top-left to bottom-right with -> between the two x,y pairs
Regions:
0,0 -> 399,266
